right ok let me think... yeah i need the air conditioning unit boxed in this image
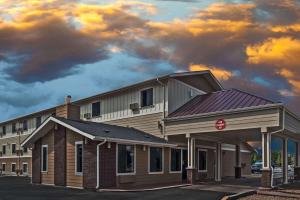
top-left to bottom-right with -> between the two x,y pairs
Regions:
84,113 -> 92,119
130,103 -> 139,111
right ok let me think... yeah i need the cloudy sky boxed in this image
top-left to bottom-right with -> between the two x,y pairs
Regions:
0,0 -> 299,122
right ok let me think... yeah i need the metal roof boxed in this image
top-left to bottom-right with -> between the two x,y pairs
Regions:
168,89 -> 277,118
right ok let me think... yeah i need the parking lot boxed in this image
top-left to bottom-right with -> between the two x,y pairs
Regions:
0,177 -> 229,200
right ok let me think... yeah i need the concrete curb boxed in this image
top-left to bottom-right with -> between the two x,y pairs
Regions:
98,184 -> 191,192
221,190 -> 257,200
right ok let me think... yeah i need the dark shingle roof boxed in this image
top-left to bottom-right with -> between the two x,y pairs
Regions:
168,89 -> 277,118
54,116 -> 169,144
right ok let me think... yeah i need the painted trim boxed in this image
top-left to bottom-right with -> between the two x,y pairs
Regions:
116,143 -> 136,176
41,145 -> 48,173
148,146 -> 164,174
75,141 -> 83,176
197,149 -> 208,173
0,155 -> 32,159
169,148 -> 182,173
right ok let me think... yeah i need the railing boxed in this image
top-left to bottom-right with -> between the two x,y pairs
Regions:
273,167 -> 294,186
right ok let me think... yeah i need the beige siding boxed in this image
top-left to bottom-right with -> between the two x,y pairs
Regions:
66,130 -> 83,188
222,150 -> 251,177
166,108 -> 280,135
105,113 -> 164,137
41,131 -> 54,185
168,78 -> 204,114
285,112 -> 300,134
117,146 -> 181,188
80,83 -> 165,122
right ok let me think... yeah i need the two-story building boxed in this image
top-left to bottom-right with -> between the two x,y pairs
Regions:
2,70 -> 300,189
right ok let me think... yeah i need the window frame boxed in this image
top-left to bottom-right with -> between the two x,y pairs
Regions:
11,163 -> 16,173
2,126 -> 6,136
12,123 -> 16,134
140,88 -> 154,108
198,149 -> 208,172
11,143 -> 16,154
36,116 -> 42,128
22,162 -> 28,174
2,163 -> 6,172
116,143 -> 136,176
41,145 -> 48,172
23,120 -> 28,131
148,146 -> 164,174
169,148 -> 182,173
2,145 -> 6,155
91,101 -> 101,118
75,141 -> 83,176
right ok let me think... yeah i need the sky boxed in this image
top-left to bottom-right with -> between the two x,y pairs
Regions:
0,0 -> 300,122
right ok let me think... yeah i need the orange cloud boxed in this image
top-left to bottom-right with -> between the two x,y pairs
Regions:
189,64 -> 232,80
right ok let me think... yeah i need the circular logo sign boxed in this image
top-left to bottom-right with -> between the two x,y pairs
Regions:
215,119 -> 226,130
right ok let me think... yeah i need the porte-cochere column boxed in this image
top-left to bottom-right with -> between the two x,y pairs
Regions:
261,130 -> 272,188
186,134 -> 197,184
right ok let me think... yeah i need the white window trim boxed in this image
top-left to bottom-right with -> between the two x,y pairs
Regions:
11,162 -> 16,173
91,101 -> 101,118
41,144 -> 48,173
22,162 -> 28,174
11,143 -> 16,154
116,143 -> 136,176
75,141 -> 83,176
2,162 -> 6,172
169,148 -> 183,174
198,149 -> 208,173
139,87 -> 155,109
148,146 -> 164,174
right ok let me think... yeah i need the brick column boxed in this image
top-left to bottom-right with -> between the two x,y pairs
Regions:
235,144 -> 241,179
294,142 -> 300,181
54,125 -> 66,186
186,136 -> 196,184
261,131 -> 272,188
31,139 -> 41,184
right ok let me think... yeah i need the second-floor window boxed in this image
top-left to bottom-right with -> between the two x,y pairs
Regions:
36,116 -> 42,128
141,88 -> 153,108
11,144 -> 16,154
2,145 -> 6,155
23,120 -> 28,131
2,126 -> 6,136
92,101 -> 101,117
12,123 -> 16,134
23,147 -> 28,153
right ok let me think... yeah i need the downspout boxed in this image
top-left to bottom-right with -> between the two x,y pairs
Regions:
156,78 -> 167,138
96,139 -> 107,190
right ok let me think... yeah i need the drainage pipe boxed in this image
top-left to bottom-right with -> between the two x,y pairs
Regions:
96,139 -> 107,189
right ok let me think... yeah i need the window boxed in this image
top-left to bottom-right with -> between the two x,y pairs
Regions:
41,145 -> 48,172
2,145 -> 6,155
75,142 -> 83,175
92,101 -> 101,117
118,144 -> 135,174
198,150 -> 207,172
23,163 -> 28,174
36,116 -> 42,128
12,123 -> 16,134
2,126 -> 6,136
170,148 -> 182,172
11,163 -> 16,173
141,88 -> 153,107
11,144 -> 16,154
2,163 -> 6,172
23,147 -> 28,153
149,147 -> 163,173
23,120 -> 28,131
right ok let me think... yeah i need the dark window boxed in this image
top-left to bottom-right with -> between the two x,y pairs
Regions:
11,163 -> 16,173
2,163 -> 5,172
198,150 -> 207,171
2,145 -> 6,155
41,145 -> 48,172
23,147 -> 28,153
171,148 -> 182,172
75,142 -> 83,174
149,147 -> 163,173
2,126 -> 6,136
23,120 -> 28,131
11,144 -> 16,154
23,163 -> 28,173
36,116 -> 42,128
92,102 -> 101,117
118,144 -> 135,174
141,88 -> 153,107
12,123 -> 16,134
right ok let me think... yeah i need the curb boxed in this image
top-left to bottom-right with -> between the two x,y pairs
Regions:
98,184 -> 191,192
221,190 -> 257,200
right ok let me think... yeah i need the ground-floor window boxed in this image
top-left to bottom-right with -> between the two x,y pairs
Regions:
1,163 -> 6,172
41,145 -> 48,172
170,148 -> 182,172
198,149 -> 207,172
117,144 -> 135,174
11,163 -> 16,173
75,141 -> 83,175
23,163 -> 28,174
149,147 -> 163,173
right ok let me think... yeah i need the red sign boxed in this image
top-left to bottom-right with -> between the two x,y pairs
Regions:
215,119 -> 226,130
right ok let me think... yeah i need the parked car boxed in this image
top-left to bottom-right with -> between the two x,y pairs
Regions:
251,161 -> 263,173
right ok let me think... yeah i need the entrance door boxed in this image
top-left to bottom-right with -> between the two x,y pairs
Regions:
182,149 -> 188,182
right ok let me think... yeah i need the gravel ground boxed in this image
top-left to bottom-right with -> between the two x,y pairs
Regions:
239,194 -> 296,200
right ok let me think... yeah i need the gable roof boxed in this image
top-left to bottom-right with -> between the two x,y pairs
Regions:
167,89 -> 279,119
22,116 -> 175,147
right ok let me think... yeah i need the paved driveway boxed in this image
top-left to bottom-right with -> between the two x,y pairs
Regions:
0,177 -> 229,200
